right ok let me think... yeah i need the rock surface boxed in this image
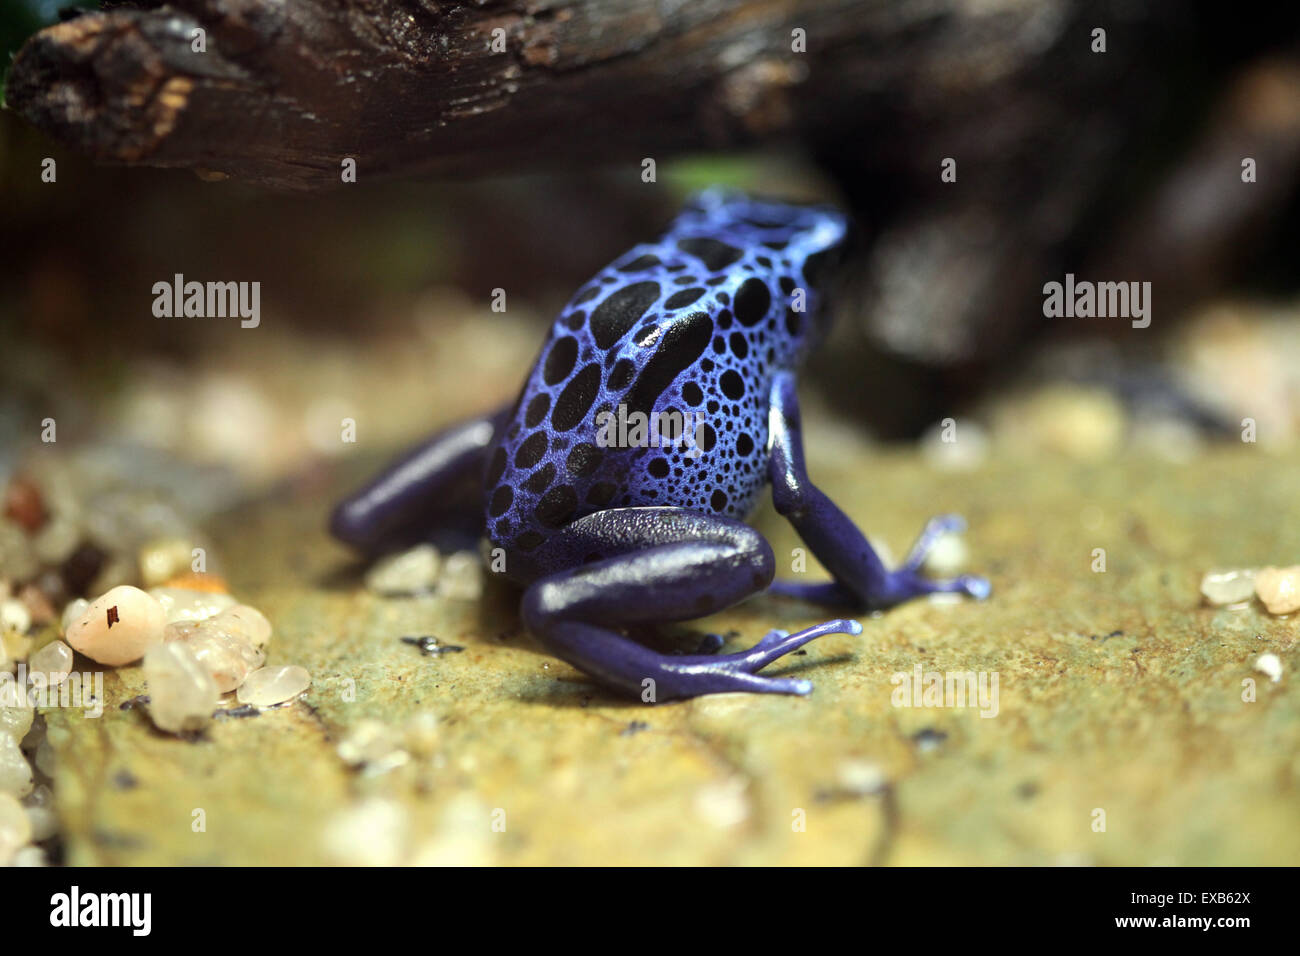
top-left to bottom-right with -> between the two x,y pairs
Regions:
40,446 -> 1300,865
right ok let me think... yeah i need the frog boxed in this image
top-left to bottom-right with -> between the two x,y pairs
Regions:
331,189 -> 990,700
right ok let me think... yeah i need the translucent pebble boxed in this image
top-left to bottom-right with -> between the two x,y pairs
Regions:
24,800 -> 57,842
34,739 -> 56,777
19,585 -> 56,626
403,712 -> 440,757
148,587 -> 237,624
0,705 -> 35,742
1200,568 -> 1256,606
237,665 -> 311,707
209,604 -> 272,649
143,642 -> 219,734
184,625 -> 265,693
0,520 -> 39,582
163,620 -> 200,643
365,545 -> 441,596
0,791 -> 32,866
60,598 -> 90,634
1255,566 -> 1300,615
0,599 -> 32,635
138,537 -> 198,588
1,628 -> 31,666
337,719 -> 406,769
440,551 -> 484,600
65,585 -> 167,666
0,733 -> 34,797
27,641 -> 73,686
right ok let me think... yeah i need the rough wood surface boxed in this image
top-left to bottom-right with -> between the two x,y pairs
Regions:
4,0 -> 1170,191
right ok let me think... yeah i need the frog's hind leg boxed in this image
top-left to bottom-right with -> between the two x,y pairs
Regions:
330,406 -> 510,556
520,507 -> 861,700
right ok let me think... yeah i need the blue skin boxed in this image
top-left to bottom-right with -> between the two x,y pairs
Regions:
332,190 -> 990,700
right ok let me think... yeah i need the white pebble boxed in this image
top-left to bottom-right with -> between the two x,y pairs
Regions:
0,733 -> 34,797
1255,567 -> 1300,615
365,545 -> 441,596
440,551 -> 484,600
27,641 -> 73,687
1255,653 -> 1284,684
837,758 -> 888,795
693,778 -> 750,828
65,586 -> 167,666
143,642 -> 219,734
237,665 -> 311,707
10,845 -> 46,866
208,604 -> 272,649
0,791 -> 32,866
921,420 -> 990,472
148,587 -> 237,624
1200,568 -> 1257,607
0,599 -> 32,635
324,798 -> 409,866
921,532 -> 969,578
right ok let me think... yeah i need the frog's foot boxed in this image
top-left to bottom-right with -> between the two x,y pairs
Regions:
875,568 -> 991,606
713,619 -> 861,674
521,508 -> 862,701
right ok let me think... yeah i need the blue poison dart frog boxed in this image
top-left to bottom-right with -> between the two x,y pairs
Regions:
331,189 -> 990,700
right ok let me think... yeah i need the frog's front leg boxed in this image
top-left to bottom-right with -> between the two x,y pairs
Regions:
331,406 -> 510,555
766,372 -> 991,610
520,507 -> 861,700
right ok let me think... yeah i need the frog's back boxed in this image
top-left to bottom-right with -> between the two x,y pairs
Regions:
484,190 -> 848,572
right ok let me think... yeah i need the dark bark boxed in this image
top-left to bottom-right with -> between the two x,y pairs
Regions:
7,0 -> 920,190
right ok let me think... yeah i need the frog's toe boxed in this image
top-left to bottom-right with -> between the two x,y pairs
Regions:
903,513 -> 970,571
714,618 -> 860,675
960,574 -> 992,601
753,628 -> 791,649
694,632 -> 728,654
766,677 -> 814,696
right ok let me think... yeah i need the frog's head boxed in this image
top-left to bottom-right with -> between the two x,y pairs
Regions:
676,189 -> 851,354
